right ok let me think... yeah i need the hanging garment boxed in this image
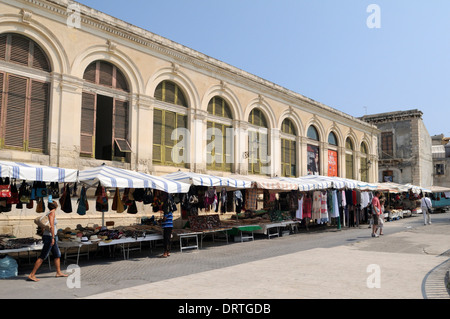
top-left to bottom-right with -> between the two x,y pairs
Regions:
220,188 -> 227,214
112,188 -> 125,213
296,194 -> 304,219
320,191 -> 328,222
302,194 -> 312,219
331,190 -> 340,218
245,188 -> 258,211
312,191 -> 321,220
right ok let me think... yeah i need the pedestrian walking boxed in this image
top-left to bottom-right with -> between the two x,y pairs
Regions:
27,202 -> 68,282
420,193 -> 432,225
377,197 -> 385,235
160,195 -> 175,258
371,191 -> 382,237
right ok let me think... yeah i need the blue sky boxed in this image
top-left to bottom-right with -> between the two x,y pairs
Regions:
76,0 -> 450,137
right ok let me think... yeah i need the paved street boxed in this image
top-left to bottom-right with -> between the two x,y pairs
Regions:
1,212 -> 449,300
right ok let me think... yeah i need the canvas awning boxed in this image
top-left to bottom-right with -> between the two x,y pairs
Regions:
162,171 -> 252,189
78,165 -> 190,193
229,175 -> 299,191
0,160 -> 78,182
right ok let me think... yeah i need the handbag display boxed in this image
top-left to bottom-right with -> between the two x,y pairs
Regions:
36,197 -> 45,213
0,184 -> 12,198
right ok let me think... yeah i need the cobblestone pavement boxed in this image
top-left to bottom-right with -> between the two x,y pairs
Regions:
1,213 -> 449,300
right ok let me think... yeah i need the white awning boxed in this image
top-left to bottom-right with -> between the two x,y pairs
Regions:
229,175 -> 299,191
78,165 -> 190,193
0,160 -> 78,182
163,171 -> 252,189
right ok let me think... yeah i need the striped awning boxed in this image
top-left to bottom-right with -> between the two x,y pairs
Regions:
163,171 -> 252,189
0,161 -> 78,182
229,175 -> 299,191
78,165 -> 190,193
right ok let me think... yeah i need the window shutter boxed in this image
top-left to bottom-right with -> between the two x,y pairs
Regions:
113,99 -> 131,153
165,81 -> 176,104
83,62 -> 97,83
4,75 -> 27,148
9,35 -> 30,67
28,80 -> 49,151
32,43 -> 50,72
80,92 -> 96,156
0,73 -> 4,131
99,62 -> 113,87
153,108 -> 162,162
115,68 -> 129,92
0,34 -> 6,61
154,82 -> 163,101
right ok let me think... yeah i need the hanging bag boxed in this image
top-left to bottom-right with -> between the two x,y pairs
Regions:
0,184 -> 11,198
6,183 -> 19,204
36,197 -> 45,213
34,211 -> 51,236
76,186 -> 88,216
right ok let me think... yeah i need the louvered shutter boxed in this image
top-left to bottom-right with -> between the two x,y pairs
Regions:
152,108 -> 162,162
28,80 -> 49,151
115,69 -> 129,92
80,92 -> 96,156
164,111 -> 175,163
0,35 -> 6,61
154,82 -> 163,101
113,99 -> 131,153
4,75 -> 27,149
32,43 -> 50,72
83,62 -> 97,83
165,81 -> 176,104
9,35 -> 30,67
0,73 -> 3,132
99,62 -> 113,87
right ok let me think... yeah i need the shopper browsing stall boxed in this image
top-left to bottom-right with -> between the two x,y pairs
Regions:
28,202 -> 68,282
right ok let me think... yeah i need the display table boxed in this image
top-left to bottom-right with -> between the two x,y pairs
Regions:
0,243 -> 51,269
58,241 -> 93,265
198,228 -> 232,248
176,232 -> 202,252
254,220 -> 300,239
227,225 -> 262,242
97,234 -> 163,259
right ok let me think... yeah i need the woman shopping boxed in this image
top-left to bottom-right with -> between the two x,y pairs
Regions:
28,202 -> 68,282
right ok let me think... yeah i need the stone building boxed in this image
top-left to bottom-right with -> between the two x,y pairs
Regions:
431,134 -> 450,187
360,109 -> 433,188
0,0 -> 379,236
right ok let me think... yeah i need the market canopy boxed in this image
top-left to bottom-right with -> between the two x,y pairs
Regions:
275,176 -> 331,191
375,182 -> 431,194
78,165 -> 190,193
229,174 -> 299,191
162,171 -> 252,189
0,160 -> 78,182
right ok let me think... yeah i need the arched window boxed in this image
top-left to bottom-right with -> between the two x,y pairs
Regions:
328,132 -> 339,177
360,142 -> 369,182
345,138 -> 354,179
307,125 -> 319,141
80,61 -> 131,161
281,119 -> 296,177
207,97 -> 233,172
0,33 -> 51,153
153,81 -> 188,167
154,80 -> 187,107
307,125 -> 320,175
248,108 -> 269,175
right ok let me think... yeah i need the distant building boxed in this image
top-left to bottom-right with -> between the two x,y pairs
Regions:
431,134 -> 450,187
360,109 -> 433,188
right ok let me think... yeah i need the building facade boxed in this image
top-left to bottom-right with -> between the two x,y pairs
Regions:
431,134 -> 450,187
360,109 -> 433,188
0,0 -> 380,236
